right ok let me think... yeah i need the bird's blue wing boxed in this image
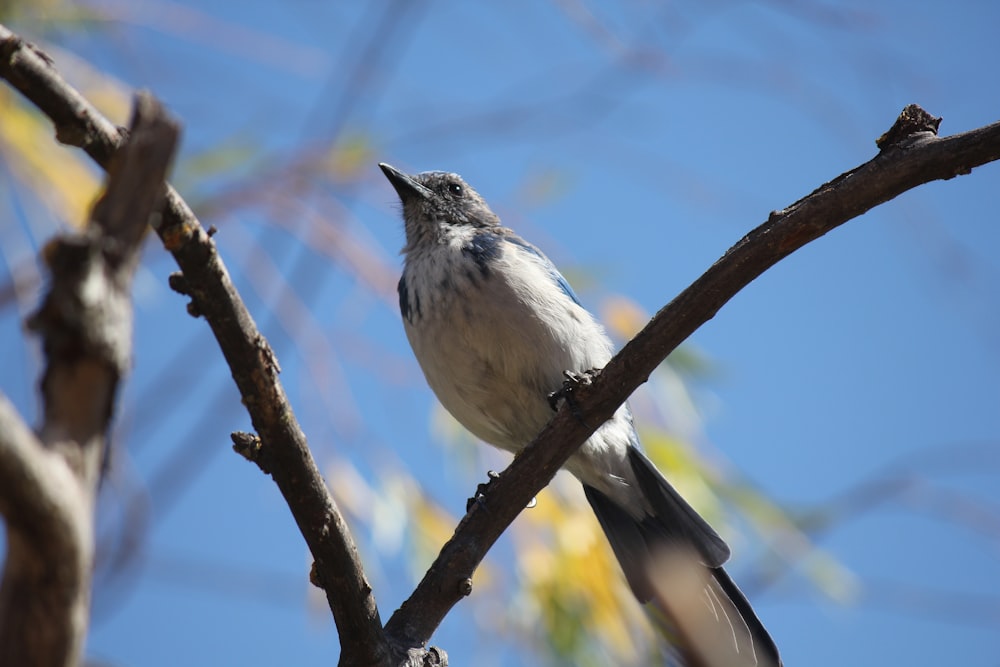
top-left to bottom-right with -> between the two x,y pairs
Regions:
504,235 -> 582,306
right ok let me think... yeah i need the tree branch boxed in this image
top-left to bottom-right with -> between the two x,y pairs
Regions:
0,24 -> 392,667
384,109 -> 1000,645
0,90 -> 177,667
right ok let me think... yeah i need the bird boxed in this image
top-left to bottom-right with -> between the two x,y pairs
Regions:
380,162 -> 781,666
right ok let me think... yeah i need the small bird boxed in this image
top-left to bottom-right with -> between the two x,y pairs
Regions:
380,163 -> 781,666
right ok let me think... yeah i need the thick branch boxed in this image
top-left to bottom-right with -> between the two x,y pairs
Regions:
0,24 -> 390,667
0,92 -> 177,667
0,392 -> 93,667
384,111 -> 1000,644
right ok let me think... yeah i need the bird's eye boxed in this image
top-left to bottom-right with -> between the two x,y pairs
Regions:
447,182 -> 464,197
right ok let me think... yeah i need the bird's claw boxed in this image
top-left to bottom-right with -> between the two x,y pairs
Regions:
466,470 -> 500,513
547,369 -> 599,423
465,469 -> 538,512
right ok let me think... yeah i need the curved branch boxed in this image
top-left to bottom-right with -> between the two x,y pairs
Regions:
385,108 -> 1000,644
0,24 -> 391,667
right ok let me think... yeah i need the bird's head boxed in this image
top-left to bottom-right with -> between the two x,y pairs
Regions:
379,163 -> 501,249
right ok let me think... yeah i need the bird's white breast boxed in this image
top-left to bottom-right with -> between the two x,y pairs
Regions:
402,229 -> 608,450
402,227 -> 643,511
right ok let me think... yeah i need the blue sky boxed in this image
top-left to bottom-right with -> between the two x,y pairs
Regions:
2,1 -> 999,665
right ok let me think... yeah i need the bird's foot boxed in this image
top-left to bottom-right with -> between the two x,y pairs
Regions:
466,470 -> 500,513
547,369 -> 600,423
465,469 -> 538,513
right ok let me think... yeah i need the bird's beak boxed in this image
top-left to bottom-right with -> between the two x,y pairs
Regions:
379,163 -> 433,201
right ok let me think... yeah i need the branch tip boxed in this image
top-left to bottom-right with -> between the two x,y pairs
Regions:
877,104 -> 942,150
231,431 -> 269,471
167,271 -> 189,295
309,562 -> 323,589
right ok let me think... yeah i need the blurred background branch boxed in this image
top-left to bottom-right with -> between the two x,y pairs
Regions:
0,90 -> 176,666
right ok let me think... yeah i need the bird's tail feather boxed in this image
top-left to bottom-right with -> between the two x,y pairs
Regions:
628,447 -> 731,567
709,566 -> 781,666
583,447 -> 781,666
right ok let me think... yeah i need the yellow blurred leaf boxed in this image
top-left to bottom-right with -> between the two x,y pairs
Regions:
0,41 -> 131,230
325,134 -> 373,182
514,481 -> 653,663
601,294 -> 648,340
0,88 -> 101,227
179,138 -> 261,184
641,429 -> 728,525
805,551 -> 861,604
